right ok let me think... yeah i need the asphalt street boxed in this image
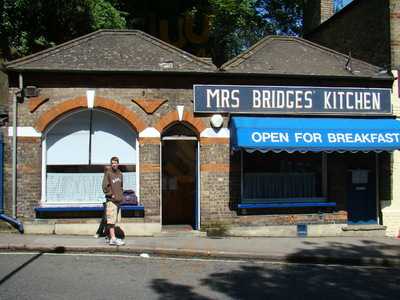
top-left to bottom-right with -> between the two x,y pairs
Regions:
0,252 -> 399,300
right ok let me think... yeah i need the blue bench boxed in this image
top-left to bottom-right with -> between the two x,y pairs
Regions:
35,205 -> 144,218
237,202 -> 336,209
35,205 -> 144,213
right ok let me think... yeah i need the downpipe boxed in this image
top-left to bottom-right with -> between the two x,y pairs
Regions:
0,214 -> 24,233
0,76 -> 24,233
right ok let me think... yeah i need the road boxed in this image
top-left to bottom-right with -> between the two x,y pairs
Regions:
0,252 -> 399,299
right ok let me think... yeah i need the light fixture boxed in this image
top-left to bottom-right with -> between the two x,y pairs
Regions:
210,114 -> 223,128
22,86 -> 39,98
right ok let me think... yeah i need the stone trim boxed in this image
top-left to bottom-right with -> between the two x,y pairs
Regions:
34,96 -> 147,133
8,127 -> 41,137
154,111 -> 206,134
139,127 -> 161,138
28,96 -> 49,113
200,163 -> 230,172
200,128 -> 230,138
141,164 -> 160,173
132,98 -> 168,114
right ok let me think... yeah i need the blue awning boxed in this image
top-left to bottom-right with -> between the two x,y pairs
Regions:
230,117 -> 400,152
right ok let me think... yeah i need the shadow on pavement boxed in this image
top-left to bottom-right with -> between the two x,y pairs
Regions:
0,246 -> 65,286
151,279 -> 211,300
286,239 -> 400,266
150,240 -> 400,300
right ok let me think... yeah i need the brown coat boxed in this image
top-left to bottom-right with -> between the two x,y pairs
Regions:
102,166 -> 124,203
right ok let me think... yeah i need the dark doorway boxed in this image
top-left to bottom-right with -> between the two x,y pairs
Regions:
347,169 -> 377,224
162,123 -> 197,228
345,153 -> 377,224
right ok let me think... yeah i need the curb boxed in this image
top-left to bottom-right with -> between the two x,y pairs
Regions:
1,244 -> 399,267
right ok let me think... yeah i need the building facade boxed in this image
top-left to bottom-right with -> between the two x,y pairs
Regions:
2,30 -> 398,236
305,0 -> 400,236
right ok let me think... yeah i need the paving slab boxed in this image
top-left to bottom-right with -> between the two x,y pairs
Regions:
0,233 -> 399,267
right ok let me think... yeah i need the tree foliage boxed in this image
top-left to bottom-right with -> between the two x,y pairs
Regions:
0,0 -> 126,60
208,0 -> 303,65
1,0 -> 307,64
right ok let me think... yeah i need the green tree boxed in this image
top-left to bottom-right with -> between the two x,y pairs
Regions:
207,0 -> 303,65
1,0 -> 309,65
206,0 -> 267,65
0,0 -> 126,60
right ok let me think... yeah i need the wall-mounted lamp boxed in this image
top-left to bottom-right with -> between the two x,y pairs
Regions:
210,114 -> 224,129
22,86 -> 39,98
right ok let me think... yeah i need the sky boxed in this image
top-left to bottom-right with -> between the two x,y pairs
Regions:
335,0 -> 353,12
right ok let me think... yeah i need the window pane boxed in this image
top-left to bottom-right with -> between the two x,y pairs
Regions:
243,151 -> 323,202
46,165 -> 137,204
46,110 -> 90,165
91,109 -> 137,164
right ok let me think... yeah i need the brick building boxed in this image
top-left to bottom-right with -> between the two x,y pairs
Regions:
304,0 -> 400,237
2,29 -> 397,236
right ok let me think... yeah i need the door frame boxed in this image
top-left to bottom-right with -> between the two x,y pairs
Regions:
160,136 -> 200,229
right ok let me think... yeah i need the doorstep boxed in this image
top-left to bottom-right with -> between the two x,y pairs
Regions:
155,225 -> 206,237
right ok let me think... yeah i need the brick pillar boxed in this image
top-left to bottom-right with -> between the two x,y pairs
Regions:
390,0 -> 400,68
138,137 -> 161,224
382,70 -> 400,236
199,138 -> 236,226
3,136 -> 42,220
321,0 -> 334,23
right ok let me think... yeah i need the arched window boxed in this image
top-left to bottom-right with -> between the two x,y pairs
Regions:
43,109 -> 138,204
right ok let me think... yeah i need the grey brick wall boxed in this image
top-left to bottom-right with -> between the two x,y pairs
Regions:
139,143 -> 161,223
3,72 -> 358,228
304,0 -> 334,34
306,0 -> 391,68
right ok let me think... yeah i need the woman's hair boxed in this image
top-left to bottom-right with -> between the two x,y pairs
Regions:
110,156 -> 119,163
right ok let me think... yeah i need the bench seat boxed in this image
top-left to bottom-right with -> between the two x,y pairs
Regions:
35,205 -> 144,213
238,202 -> 336,209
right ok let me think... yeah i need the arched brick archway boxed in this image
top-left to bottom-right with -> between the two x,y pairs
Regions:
154,111 -> 206,135
34,96 -> 147,133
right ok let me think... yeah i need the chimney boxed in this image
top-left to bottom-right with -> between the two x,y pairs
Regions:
320,0 -> 334,23
304,0 -> 334,34
390,0 -> 400,68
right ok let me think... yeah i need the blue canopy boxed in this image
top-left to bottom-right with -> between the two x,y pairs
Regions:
230,117 -> 400,152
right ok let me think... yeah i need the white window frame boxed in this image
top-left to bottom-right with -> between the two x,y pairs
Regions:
41,109 -> 139,206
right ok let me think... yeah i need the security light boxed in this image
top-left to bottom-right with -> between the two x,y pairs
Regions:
23,86 -> 39,98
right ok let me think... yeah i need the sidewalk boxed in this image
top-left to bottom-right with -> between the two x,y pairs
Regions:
0,232 -> 399,267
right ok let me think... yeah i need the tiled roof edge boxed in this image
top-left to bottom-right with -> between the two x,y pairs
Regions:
5,29 -> 217,70
4,30 -> 104,68
221,35 -> 385,77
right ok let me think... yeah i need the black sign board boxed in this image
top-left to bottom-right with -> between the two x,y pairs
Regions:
193,85 -> 392,115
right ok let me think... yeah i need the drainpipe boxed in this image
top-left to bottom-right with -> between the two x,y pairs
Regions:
0,74 -> 24,233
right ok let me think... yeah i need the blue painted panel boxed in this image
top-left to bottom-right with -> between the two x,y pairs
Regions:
194,85 -> 391,115
35,205 -> 144,213
231,117 -> 400,152
237,202 -> 336,209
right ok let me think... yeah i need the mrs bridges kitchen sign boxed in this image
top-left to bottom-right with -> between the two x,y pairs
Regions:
193,85 -> 392,115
